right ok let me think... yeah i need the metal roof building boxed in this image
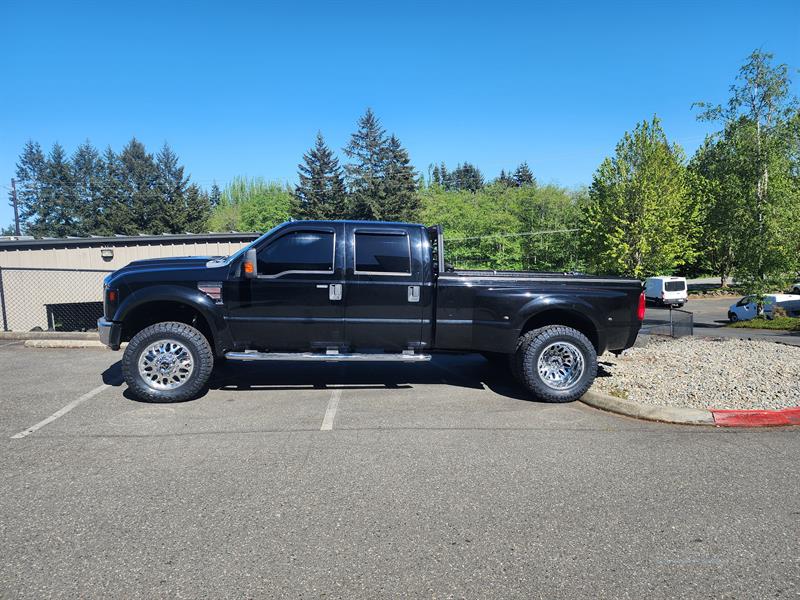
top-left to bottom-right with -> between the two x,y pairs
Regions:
0,232 -> 259,332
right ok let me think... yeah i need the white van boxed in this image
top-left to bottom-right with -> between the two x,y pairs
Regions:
728,294 -> 800,322
644,276 -> 687,307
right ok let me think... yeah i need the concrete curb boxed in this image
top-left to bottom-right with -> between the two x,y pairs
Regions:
24,339 -> 104,349
580,390 -> 715,426
23,339 -> 125,349
581,389 -> 800,427
0,331 -> 99,341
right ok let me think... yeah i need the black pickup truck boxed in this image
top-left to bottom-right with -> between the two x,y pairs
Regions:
98,220 -> 644,403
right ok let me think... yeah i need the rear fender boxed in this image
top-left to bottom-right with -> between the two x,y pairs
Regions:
514,295 -> 605,352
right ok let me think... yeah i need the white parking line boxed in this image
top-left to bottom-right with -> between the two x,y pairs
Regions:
11,383 -> 110,439
320,388 -> 342,431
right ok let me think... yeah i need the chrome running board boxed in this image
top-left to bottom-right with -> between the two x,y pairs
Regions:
225,350 -> 431,363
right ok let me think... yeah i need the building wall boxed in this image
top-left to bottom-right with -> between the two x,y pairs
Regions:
0,239 -> 252,331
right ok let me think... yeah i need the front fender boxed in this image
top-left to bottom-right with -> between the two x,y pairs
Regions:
113,285 -> 231,354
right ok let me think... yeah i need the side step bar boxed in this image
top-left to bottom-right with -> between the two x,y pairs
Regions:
225,351 -> 431,363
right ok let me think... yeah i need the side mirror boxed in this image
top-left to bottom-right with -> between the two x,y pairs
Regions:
243,248 -> 257,279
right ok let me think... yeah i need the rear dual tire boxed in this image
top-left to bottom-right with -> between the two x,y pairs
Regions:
122,321 -> 214,403
511,325 -> 597,403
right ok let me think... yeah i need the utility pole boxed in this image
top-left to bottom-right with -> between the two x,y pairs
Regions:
11,178 -> 20,236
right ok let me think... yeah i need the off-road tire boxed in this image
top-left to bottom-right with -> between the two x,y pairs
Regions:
122,321 -> 214,402
511,325 -> 597,403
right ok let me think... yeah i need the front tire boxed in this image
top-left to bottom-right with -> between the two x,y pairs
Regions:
122,321 -> 214,402
512,325 -> 597,403
728,312 -> 738,323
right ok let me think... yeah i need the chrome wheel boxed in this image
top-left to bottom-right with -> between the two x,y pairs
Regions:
536,341 -> 585,390
137,339 -> 195,390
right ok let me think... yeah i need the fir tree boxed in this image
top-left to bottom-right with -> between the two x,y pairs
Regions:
496,169 -> 515,187
450,162 -> 484,191
343,108 -> 389,219
13,140 -> 47,235
184,184 -> 211,232
119,138 -> 161,233
156,142 -> 190,232
71,140 -> 103,235
381,134 -> 418,221
513,162 -> 536,187
99,146 -> 131,234
439,163 -> 450,190
431,164 -> 441,186
209,182 -> 222,207
40,143 -> 80,237
296,132 -> 347,219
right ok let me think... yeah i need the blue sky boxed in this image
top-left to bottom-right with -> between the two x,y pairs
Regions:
1,0 -> 798,228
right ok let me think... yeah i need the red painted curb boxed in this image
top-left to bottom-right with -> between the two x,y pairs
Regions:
711,407 -> 800,427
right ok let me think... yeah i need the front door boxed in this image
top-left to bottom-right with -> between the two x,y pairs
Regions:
225,224 -> 345,351
343,224 -> 426,352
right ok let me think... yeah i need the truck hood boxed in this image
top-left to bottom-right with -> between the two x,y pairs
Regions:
122,256 -> 223,270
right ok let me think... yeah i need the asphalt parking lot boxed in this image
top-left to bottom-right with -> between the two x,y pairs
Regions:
2,343 -> 799,598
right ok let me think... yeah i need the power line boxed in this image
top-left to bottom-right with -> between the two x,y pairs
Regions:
448,228 -> 580,242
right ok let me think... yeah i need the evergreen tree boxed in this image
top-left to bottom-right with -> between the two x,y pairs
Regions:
343,108 -> 388,219
155,142 -> 190,232
449,162 -> 484,191
295,132 -> 347,219
496,169 -> 515,187
209,182 -> 222,207
13,141 -> 47,235
71,140 -> 103,235
513,162 -> 536,187
119,138 -> 161,233
431,164 -> 441,187
39,143 -> 80,237
99,146 -> 132,234
381,134 -> 418,221
439,163 -> 450,190
184,184 -> 212,232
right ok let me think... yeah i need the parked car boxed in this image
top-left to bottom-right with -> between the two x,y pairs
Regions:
728,294 -> 800,322
791,281 -> 800,294
643,276 -> 687,307
98,220 -> 645,403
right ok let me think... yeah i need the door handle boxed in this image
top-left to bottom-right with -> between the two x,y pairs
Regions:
329,284 -> 343,301
408,285 -> 420,303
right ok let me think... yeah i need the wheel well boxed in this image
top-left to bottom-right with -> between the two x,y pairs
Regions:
121,301 -> 214,347
521,309 -> 600,352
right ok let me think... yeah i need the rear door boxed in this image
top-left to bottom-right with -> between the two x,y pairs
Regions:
343,225 -> 427,352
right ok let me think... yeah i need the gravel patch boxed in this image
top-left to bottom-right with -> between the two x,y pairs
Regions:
594,336 -> 800,410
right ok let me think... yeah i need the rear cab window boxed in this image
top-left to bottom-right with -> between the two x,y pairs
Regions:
354,232 -> 411,275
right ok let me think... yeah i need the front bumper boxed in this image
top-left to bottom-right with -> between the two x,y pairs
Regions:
97,317 -> 122,350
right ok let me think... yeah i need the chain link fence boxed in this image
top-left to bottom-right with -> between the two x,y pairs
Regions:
0,267 -> 112,332
641,307 -> 694,338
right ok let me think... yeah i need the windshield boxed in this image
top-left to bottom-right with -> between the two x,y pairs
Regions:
216,223 -> 287,264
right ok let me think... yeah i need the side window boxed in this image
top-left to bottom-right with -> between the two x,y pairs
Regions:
355,232 -> 411,275
257,230 -> 334,276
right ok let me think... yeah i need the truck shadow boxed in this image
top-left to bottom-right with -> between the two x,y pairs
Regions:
106,354 -> 538,403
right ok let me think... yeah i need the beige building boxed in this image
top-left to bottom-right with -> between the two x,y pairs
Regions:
0,232 -> 258,332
